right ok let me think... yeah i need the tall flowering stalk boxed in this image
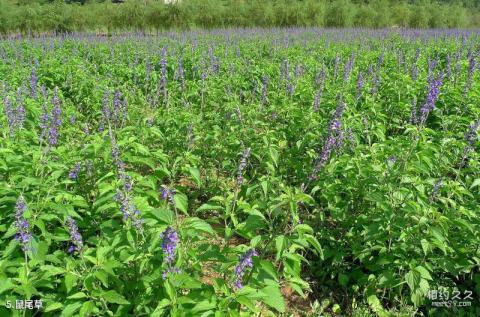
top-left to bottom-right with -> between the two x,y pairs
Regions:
260,75 -> 269,106
3,93 -> 25,137
159,47 -> 168,103
30,68 -> 38,99
3,96 -> 15,135
410,97 -> 418,125
313,89 -> 322,112
66,217 -> 83,253
160,185 -> 176,206
460,120 -> 480,168
14,196 -> 31,252
309,101 -> 346,181
356,71 -> 364,99
114,189 -> 144,232
418,73 -> 443,125
234,249 -> 258,289
160,227 -> 180,279
100,90 -> 128,131
343,54 -> 355,82
68,162 -> 82,180
429,178 -> 443,202
370,73 -> 380,96
108,126 -> 143,232
46,87 -> 62,146
236,147 -> 251,186
333,55 -> 340,81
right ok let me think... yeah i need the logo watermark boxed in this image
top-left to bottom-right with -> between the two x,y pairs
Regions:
427,289 -> 473,308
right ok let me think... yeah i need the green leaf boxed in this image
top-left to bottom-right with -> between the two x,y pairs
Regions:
405,270 -> 420,291
183,217 -> 215,235
68,292 -> 88,299
415,266 -> 432,281
236,296 -> 256,311
196,203 -> 223,213
102,290 -> 130,305
79,301 -> 96,317
150,208 -> 174,225
261,285 -> 285,313
188,167 -> 201,187
60,302 -> 82,317
173,192 -> 188,215
64,272 -> 77,294
44,302 -> 63,313
470,179 -> 480,189
259,260 -> 278,281
0,278 -> 14,294
275,235 -> 286,261
420,239 -> 430,256
305,234 -> 323,259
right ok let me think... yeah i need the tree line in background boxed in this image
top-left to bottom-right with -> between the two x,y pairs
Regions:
1,0 -> 480,34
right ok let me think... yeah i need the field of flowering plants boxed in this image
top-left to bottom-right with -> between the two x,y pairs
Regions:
0,28 -> 479,317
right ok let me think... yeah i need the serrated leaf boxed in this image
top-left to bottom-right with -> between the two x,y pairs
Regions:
261,285 -> 285,313
173,193 -> 188,215
102,290 -> 130,305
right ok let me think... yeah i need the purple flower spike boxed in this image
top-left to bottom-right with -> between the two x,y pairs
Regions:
160,227 -> 180,279
160,186 -> 176,206
418,74 -> 443,125
309,101 -> 346,181
68,162 -> 81,180
234,249 -> 258,289
66,217 -> 83,253
14,196 -> 32,252
236,148 -> 251,186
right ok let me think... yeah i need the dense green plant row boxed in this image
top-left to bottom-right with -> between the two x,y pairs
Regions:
0,29 -> 479,316
1,0 -> 480,33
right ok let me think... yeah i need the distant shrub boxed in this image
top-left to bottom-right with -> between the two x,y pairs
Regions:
0,0 -> 479,33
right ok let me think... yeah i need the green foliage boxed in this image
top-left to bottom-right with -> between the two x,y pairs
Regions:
0,28 -> 480,316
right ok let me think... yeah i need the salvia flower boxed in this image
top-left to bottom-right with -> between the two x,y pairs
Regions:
3,94 -> 26,136
114,189 -> 144,232
429,178 -> 443,202
309,101 -> 346,181
68,162 -> 82,180
236,148 -> 251,186
160,227 -> 180,278
14,196 -> 31,252
464,55 -> 476,95
39,98 -> 50,141
410,97 -> 418,125
313,89 -> 322,112
3,96 -> 15,135
160,185 -> 176,206
461,120 -> 480,167
343,54 -> 355,82
356,72 -> 364,99
234,249 -> 258,289
465,120 -> 480,148
261,76 -> 269,106
160,47 -> 168,102
66,217 -> 83,253
419,73 -> 443,125
30,68 -> 38,99
371,72 -> 380,95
